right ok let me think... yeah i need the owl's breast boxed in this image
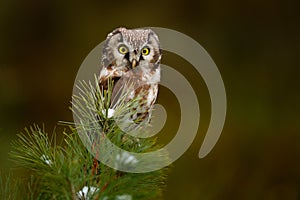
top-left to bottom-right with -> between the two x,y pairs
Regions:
130,66 -> 160,84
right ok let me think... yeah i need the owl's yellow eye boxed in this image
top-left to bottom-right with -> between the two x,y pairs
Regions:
141,47 -> 150,55
118,45 -> 128,54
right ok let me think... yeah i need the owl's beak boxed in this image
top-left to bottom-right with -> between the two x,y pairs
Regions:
131,59 -> 137,69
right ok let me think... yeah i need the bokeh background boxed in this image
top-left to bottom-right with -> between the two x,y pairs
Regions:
1,0 -> 300,199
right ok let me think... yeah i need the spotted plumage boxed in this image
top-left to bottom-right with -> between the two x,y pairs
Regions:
99,27 -> 162,122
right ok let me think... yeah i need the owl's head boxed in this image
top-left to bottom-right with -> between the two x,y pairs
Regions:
102,27 -> 161,71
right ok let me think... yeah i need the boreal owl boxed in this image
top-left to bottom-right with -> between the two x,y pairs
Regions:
98,27 -> 162,122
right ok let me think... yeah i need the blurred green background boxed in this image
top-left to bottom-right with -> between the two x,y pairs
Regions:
1,0 -> 300,199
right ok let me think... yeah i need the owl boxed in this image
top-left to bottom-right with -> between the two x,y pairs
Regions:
98,27 -> 162,122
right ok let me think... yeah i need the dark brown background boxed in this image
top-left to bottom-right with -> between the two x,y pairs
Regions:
1,0 -> 300,199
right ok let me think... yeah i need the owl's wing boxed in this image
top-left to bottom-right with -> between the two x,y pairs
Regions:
98,67 -> 121,91
99,68 -> 136,108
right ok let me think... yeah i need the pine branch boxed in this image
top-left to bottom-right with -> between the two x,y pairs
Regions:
6,75 -> 169,199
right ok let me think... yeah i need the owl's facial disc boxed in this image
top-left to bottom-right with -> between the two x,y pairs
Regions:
119,46 -> 141,69
110,30 -> 160,70
102,28 -> 161,72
